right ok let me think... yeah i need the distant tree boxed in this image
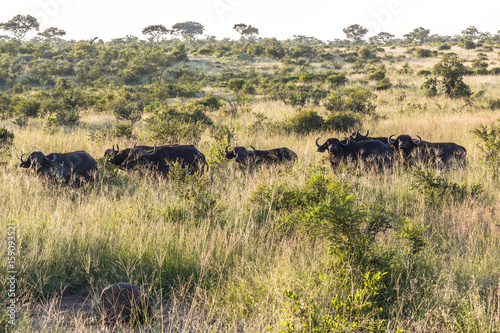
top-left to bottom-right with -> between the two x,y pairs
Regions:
404,27 -> 430,44
0,14 -> 40,40
171,21 -> 204,40
38,27 -> 66,42
461,26 -> 479,41
142,24 -> 170,43
233,23 -> 259,40
342,24 -> 368,44
369,32 -> 395,45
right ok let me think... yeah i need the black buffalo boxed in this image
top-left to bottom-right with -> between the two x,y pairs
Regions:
224,146 -> 297,165
388,134 -> 467,165
20,150 -> 98,184
104,144 -> 154,167
316,137 -> 392,167
121,144 -> 207,175
350,130 -> 390,145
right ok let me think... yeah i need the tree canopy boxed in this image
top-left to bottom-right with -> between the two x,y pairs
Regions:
171,21 -> 204,40
0,14 -> 40,40
342,24 -> 368,44
38,27 -> 66,42
142,24 -> 171,43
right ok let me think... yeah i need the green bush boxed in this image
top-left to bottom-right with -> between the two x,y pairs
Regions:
284,109 -> 324,134
112,120 -> 134,139
324,87 -> 376,114
433,54 -> 472,98
375,78 -> 392,90
323,112 -> 361,132
486,98 -> 500,110
282,272 -> 388,333
471,123 -> 500,176
12,98 -> 40,117
0,126 -> 14,147
367,69 -> 386,81
414,48 -> 436,58
416,69 -> 432,76
411,169 -> 483,207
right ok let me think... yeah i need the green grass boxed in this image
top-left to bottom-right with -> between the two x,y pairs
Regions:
1,46 -> 500,332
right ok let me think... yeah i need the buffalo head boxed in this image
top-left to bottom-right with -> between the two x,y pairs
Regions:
225,146 -> 256,164
20,151 -> 56,173
315,137 -> 350,154
388,134 -> 422,156
121,144 -> 158,169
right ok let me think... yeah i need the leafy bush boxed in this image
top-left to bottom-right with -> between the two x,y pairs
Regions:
282,272 -> 388,333
284,109 -> 324,134
432,54 -> 472,99
367,69 -> 386,81
112,121 -> 134,139
375,78 -> 392,90
421,77 -> 438,97
12,98 -> 40,117
324,87 -> 376,114
324,73 -> 347,87
438,44 -> 451,50
113,102 -> 143,125
486,98 -> 500,110
471,123 -> 500,176
411,169 -> 483,207
323,112 -> 361,132
416,70 -> 432,76
414,48 -> 436,58
0,126 -> 14,147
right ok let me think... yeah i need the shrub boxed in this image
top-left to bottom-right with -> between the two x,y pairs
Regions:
471,123 -> 500,176
324,73 -> 347,87
324,87 -> 376,114
460,39 -> 476,49
12,98 -> 40,117
367,69 -> 386,81
433,54 -> 472,98
112,121 -> 134,139
438,44 -> 451,50
282,272 -> 388,333
416,69 -> 432,76
323,112 -> 361,132
0,126 -> 14,147
411,169 -> 483,207
55,108 -> 80,126
486,98 -> 500,110
284,109 -> 324,134
375,78 -> 391,90
414,48 -> 436,58
113,102 -> 143,125
421,77 -> 439,97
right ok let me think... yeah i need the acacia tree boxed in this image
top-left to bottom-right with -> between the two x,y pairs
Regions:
342,24 -> 368,44
233,23 -> 259,40
433,54 -> 472,98
369,32 -> 395,45
404,27 -> 430,44
461,26 -> 479,41
142,24 -> 171,43
38,27 -> 66,42
171,21 -> 204,41
0,14 -> 39,40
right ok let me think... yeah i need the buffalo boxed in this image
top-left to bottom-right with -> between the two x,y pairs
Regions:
224,146 -> 297,166
104,144 -> 154,167
350,129 -> 390,145
20,150 -> 98,184
388,134 -> 467,165
121,144 -> 207,175
316,137 -> 392,168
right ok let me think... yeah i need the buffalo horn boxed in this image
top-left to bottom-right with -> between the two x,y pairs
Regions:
388,134 -> 396,145
225,145 -> 232,154
414,135 -> 422,145
360,130 -> 369,138
249,146 -> 256,154
46,154 -> 57,162
113,144 -> 119,152
340,137 -> 351,147
20,153 -> 27,163
315,137 -> 325,148
143,144 -> 157,157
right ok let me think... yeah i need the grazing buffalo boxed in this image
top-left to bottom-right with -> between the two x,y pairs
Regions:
350,130 -> 390,145
316,137 -> 392,168
224,146 -> 297,166
388,134 -> 467,165
20,150 -> 98,184
104,144 -> 154,167
121,144 -> 207,175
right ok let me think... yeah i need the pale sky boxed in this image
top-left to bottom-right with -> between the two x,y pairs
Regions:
0,0 -> 499,42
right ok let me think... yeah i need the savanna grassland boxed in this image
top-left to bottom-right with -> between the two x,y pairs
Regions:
1,35 -> 500,333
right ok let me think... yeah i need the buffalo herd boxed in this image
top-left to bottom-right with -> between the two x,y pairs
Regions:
19,129 -> 467,185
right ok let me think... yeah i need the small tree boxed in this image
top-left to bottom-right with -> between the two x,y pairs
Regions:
433,54 -> 472,98
142,24 -> 170,43
0,14 -> 40,40
171,21 -> 204,41
369,32 -> 395,45
342,24 -> 368,44
37,27 -> 66,42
